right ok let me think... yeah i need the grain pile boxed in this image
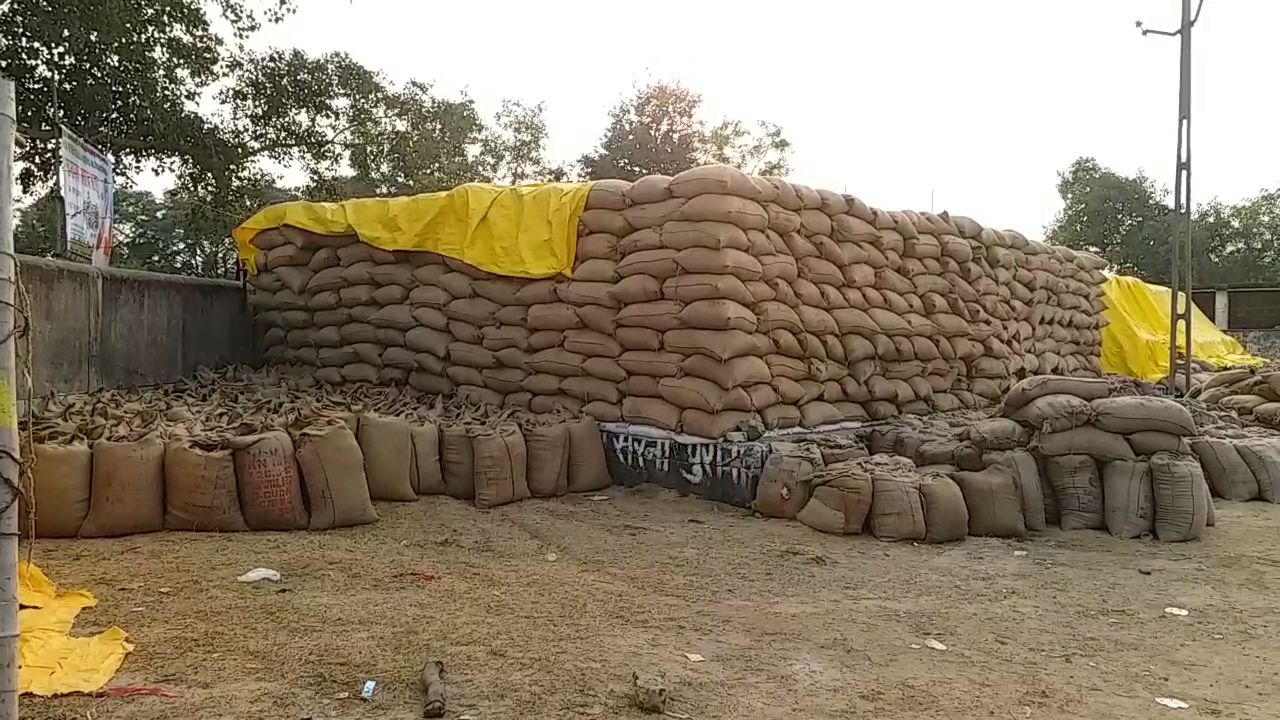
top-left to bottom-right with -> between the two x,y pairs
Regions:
20,366 -> 610,539
244,166 -> 1107,437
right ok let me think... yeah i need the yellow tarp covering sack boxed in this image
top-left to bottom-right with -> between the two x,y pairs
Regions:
19,562 -> 132,696
1101,275 -> 1264,381
231,182 -> 593,278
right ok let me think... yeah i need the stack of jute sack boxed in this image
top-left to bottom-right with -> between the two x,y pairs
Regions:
1184,367 -> 1280,428
754,445 -> 972,543
244,165 -> 1107,438
852,374 -> 1236,542
21,366 -> 612,539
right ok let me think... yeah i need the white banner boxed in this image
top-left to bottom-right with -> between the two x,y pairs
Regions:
58,127 -> 115,266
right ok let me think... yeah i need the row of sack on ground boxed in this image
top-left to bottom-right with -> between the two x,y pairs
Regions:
24,416 -> 613,538
754,434 -> 1214,543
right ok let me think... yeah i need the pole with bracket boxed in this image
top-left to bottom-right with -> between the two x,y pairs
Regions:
0,74 -> 21,720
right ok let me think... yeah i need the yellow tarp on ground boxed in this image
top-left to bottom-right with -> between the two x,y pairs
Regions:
19,562 -> 132,696
232,182 -> 593,278
1101,275 -> 1265,381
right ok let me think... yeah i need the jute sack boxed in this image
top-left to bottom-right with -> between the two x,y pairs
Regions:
441,426 -> 476,500
1035,426 -> 1135,462
81,438 -> 165,537
1233,439 -> 1280,502
29,444 -> 92,538
1149,451 -> 1209,542
795,461 -> 874,535
1009,394 -> 1093,432
411,422 -> 445,495
622,397 -> 681,431
954,466 -> 1027,537
358,414 -> 417,501
1091,396 -> 1196,436
983,449 -> 1047,531
1101,459 -> 1154,539
525,424 -> 570,497
295,425 -> 379,530
1188,437 -> 1258,501
164,441 -> 249,532
1003,375 -> 1110,411
231,432 -> 309,531
1044,454 -> 1104,530
682,409 -> 756,438
472,424 -> 530,509
567,419 -> 611,493
919,474 -> 969,543
869,477 -> 927,541
963,418 -> 1029,450
1128,431 -> 1189,456
753,443 -> 821,518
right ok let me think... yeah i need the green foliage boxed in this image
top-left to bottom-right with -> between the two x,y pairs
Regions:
1047,157 -> 1280,286
578,82 -> 793,181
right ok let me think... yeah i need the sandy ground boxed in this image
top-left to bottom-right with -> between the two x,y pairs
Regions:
20,486 -> 1280,720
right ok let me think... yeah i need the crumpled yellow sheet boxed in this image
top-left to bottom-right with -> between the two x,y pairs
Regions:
232,182 -> 593,279
19,562 -> 132,696
1101,275 -> 1265,381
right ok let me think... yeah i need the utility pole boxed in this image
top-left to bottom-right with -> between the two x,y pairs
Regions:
0,75 -> 19,720
1139,0 -> 1203,395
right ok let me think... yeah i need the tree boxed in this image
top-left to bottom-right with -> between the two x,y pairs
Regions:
1047,157 -> 1280,285
0,0 -> 295,191
578,82 -> 705,181
1046,157 -> 1174,281
481,100 -> 567,185
702,120 -> 792,176
578,82 -> 795,181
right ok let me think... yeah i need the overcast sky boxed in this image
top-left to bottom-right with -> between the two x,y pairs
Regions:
245,0 -> 1278,239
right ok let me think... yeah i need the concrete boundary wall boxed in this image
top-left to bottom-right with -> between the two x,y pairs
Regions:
18,255 -> 259,398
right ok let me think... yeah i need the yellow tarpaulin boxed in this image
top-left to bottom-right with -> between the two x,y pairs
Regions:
19,562 -> 132,696
1101,275 -> 1265,381
232,182 -> 593,278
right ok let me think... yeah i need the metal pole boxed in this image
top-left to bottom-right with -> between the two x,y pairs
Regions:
1140,0 -> 1201,394
0,75 -> 20,720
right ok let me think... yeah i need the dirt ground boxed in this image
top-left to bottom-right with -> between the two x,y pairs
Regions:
21,486 -> 1280,720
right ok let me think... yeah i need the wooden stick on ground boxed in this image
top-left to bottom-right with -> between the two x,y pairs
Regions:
419,659 -> 446,718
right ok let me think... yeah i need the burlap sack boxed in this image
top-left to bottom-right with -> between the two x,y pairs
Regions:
1003,375 -> 1110,411
526,424 -> 571,497
983,448 -> 1044,532
1149,451 -> 1209,542
669,165 -> 761,199
232,432 -> 309,531
681,409 -> 755,438
164,441 -> 249,532
663,329 -> 758,362
1043,454 -> 1103,530
796,461 -> 874,535
963,418 -> 1029,450
567,419 -> 610,493
1189,437 -> 1258,501
81,438 -> 165,537
1127,431 -> 1188,455
28,444 -> 92,538
753,444 -> 820,518
919,474 -> 969,543
1234,439 -> 1280,503
622,397 -> 682,431
1101,459 -> 1154,539
1035,425 -> 1135,462
954,466 -> 1026,537
295,426 -> 378,530
358,414 -> 416,501
869,476 -> 926,541
472,425 -> 530,509
411,422 -> 445,495
1091,397 -> 1196,436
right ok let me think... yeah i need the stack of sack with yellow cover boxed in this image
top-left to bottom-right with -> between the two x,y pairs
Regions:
244,165 -> 1107,438
21,367 -> 612,539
